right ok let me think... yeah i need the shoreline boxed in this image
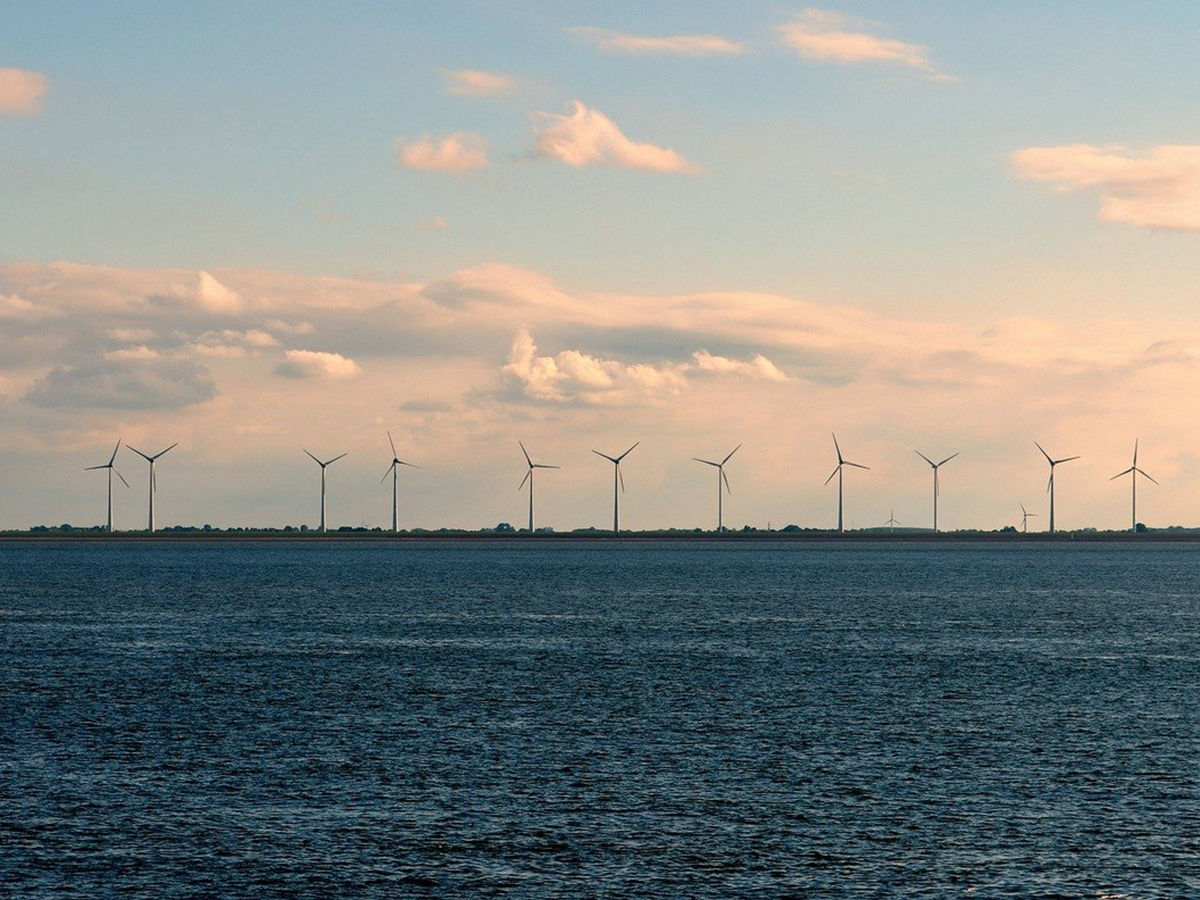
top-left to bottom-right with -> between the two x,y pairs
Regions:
1,530 -> 1197,543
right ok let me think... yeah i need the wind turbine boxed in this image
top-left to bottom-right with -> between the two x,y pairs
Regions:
518,441 -> 559,532
915,451 -> 958,532
85,440 -> 129,533
304,449 -> 347,533
881,510 -> 901,533
379,431 -> 419,533
1020,504 -> 1037,533
825,434 -> 869,533
127,443 -> 177,532
1110,439 -> 1157,532
592,442 -> 639,534
692,444 -> 741,532
1035,441 -> 1079,534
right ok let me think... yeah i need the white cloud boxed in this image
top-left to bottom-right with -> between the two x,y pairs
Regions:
503,329 -> 688,405
196,271 -> 245,314
1010,144 -> 1200,232
777,9 -> 950,80
393,132 -> 489,172
567,27 -> 746,56
105,345 -> 161,361
692,350 -> 789,382
532,101 -> 700,174
275,349 -> 362,379
442,69 -> 519,96
0,68 -> 48,116
0,293 -> 59,321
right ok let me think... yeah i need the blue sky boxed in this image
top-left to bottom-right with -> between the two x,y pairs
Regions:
3,2 -> 1200,530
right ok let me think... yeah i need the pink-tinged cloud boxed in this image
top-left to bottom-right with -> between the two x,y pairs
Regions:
567,27 -> 746,56
692,350 -> 788,382
442,69 -> 519,96
0,68 -> 48,115
275,350 -> 362,379
532,101 -> 700,174
778,9 -> 950,80
1010,144 -> 1200,232
393,132 -> 489,172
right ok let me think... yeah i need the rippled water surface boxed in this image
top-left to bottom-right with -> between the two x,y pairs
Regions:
3,540 -> 1200,897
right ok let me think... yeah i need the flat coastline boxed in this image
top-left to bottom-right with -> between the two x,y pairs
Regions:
2,530 -> 1197,543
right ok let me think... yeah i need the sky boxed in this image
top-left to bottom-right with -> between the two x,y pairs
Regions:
3,1 -> 1200,532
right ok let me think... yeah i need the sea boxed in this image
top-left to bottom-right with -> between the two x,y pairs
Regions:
3,540 -> 1199,897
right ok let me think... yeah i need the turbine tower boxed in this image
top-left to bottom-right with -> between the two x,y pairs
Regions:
304,449 -> 347,533
518,441 -> 559,532
85,440 -> 129,533
1035,441 -> 1079,534
127,443 -> 177,532
915,451 -> 958,532
1110,439 -> 1157,532
592,442 -> 639,534
379,431 -> 419,533
692,444 -> 741,532
825,434 -> 869,533
1020,503 -> 1038,533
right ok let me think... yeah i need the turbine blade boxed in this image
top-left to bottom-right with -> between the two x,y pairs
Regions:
915,450 -> 935,467
939,453 -> 959,467
722,468 -> 731,494
114,467 -> 129,488
534,464 -> 560,469
519,440 -> 533,468
617,441 -> 640,462
380,463 -> 395,485
722,443 -> 742,465
388,430 -> 398,458
1034,441 -> 1053,463
1138,468 -> 1160,485
1132,438 -> 1138,467
1110,467 -> 1133,481
693,458 -> 719,467
1056,455 -> 1081,464
398,461 -> 422,469
1046,473 -> 1053,493
1020,503 -> 1027,515
327,453 -> 348,465
154,442 -> 179,459
85,465 -> 107,471
108,440 -> 122,466
845,461 -> 870,470
518,470 -> 531,491
151,467 -> 157,493
303,449 -> 322,465
832,433 -> 843,464
618,467 -> 625,493
824,466 -> 840,486
592,450 -> 617,463
127,446 -> 153,462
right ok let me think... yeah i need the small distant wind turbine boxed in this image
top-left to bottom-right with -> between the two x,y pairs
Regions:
379,431 -> 419,533
881,510 -> 901,533
1020,503 -> 1037,533
518,441 -> 559,532
304,449 -> 347,533
1110,439 -> 1157,532
85,440 -> 129,533
915,450 -> 958,532
825,434 -> 869,533
1035,442 -> 1079,534
592,442 -> 639,534
127,443 -> 177,532
693,444 -> 741,532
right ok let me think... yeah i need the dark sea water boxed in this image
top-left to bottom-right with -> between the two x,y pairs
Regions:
3,540 -> 1199,897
